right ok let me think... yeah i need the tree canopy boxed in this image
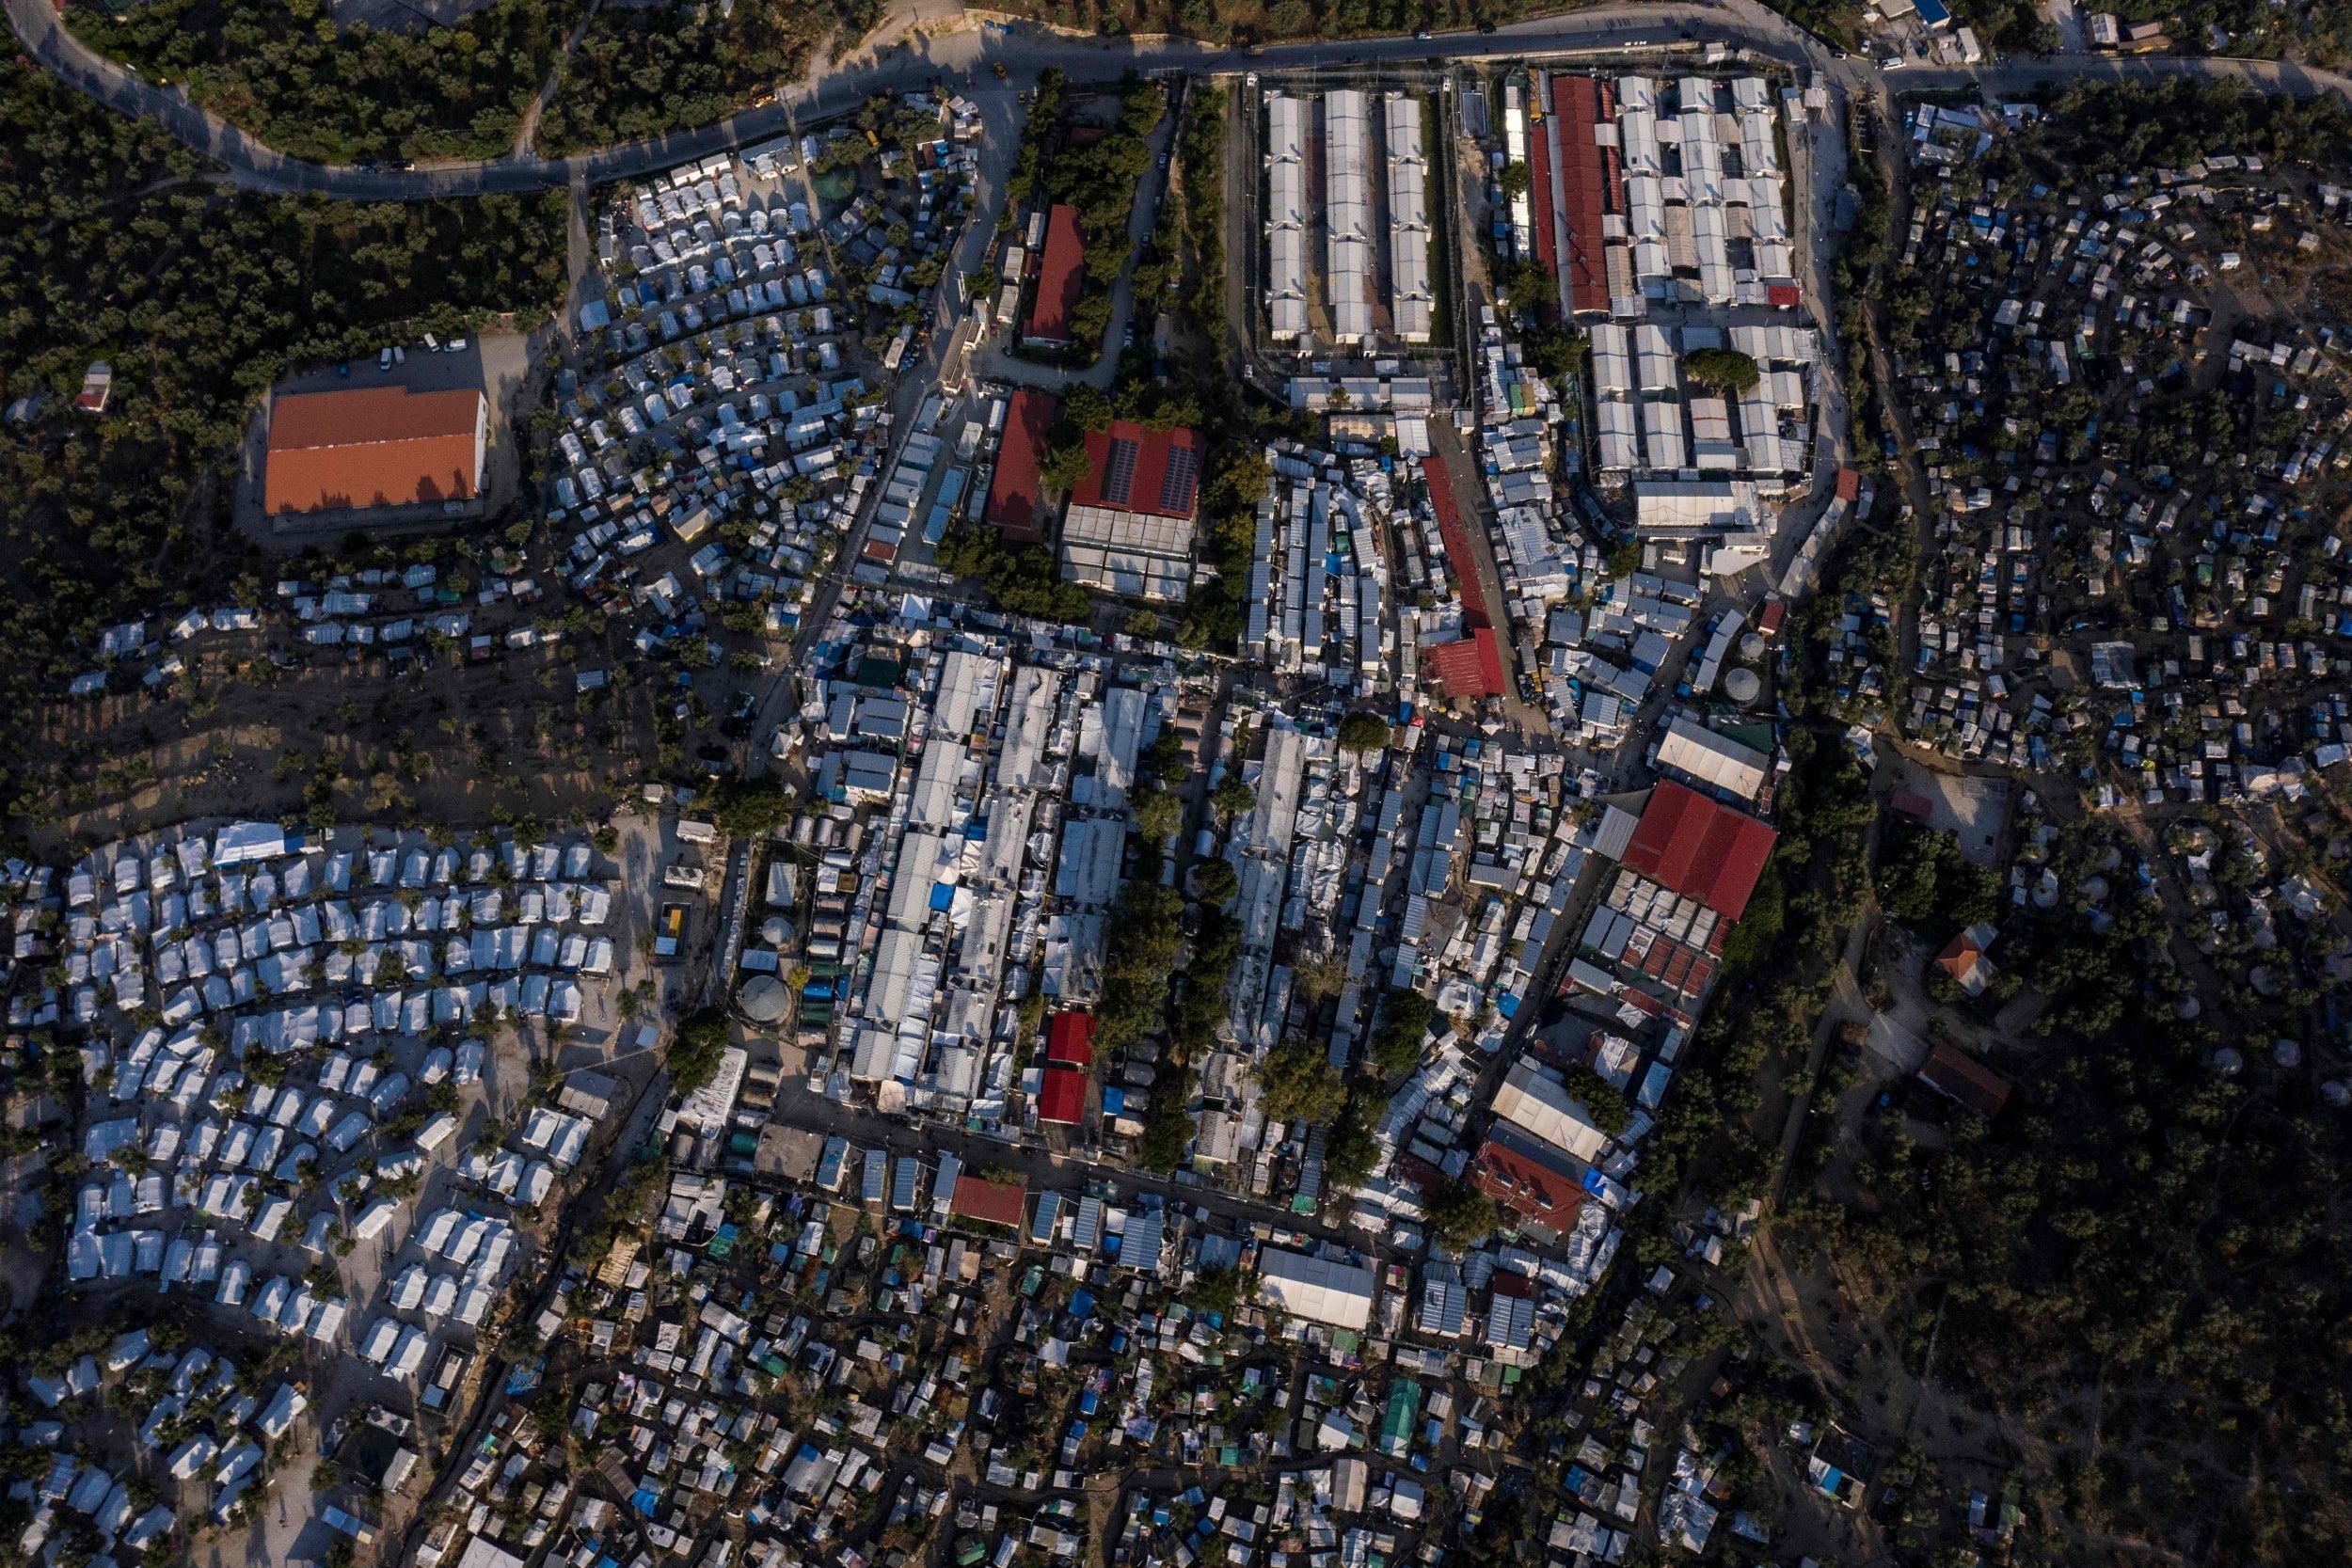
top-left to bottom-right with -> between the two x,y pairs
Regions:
669,1008 -> 732,1094
1420,1179 -> 1500,1252
1335,710 -> 1392,752
1369,988 -> 1435,1080
1255,1037 -> 1344,1128
1682,346 -> 1761,394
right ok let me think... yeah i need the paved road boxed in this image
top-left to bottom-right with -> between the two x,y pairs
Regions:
20,0 -> 2352,203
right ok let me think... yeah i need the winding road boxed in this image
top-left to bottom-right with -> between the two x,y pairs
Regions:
13,0 -> 2352,204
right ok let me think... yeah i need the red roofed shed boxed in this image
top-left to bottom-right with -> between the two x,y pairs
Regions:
1620,782 -> 1779,921
1916,1041 -> 2011,1118
1037,1067 -> 1088,1125
985,388 -> 1057,543
1023,204 -> 1085,348
1422,626 -> 1507,698
1046,1011 -> 1095,1068
950,1174 -> 1028,1228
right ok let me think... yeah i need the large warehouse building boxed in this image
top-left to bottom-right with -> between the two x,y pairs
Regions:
1256,1246 -> 1376,1329
1617,780 -> 1778,920
262,386 -> 487,525
1059,421 -> 1202,602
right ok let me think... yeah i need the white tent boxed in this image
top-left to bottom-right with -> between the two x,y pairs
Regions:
1255,1246 -> 1375,1329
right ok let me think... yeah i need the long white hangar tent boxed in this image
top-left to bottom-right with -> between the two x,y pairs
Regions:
1256,1246 -> 1376,1329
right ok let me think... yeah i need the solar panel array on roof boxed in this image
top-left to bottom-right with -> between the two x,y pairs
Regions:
1101,436 -> 1139,506
1157,443 -> 1199,515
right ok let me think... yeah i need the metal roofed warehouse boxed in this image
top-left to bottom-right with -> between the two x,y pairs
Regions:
1265,93 -> 1310,343
1655,715 -> 1772,802
1255,1245 -> 1375,1329
1060,421 -> 1204,601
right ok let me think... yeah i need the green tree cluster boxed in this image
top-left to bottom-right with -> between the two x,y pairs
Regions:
934,523 -> 1089,623
707,777 -> 798,840
1174,85 -> 1227,338
668,1007 -> 732,1094
1559,1063 -> 1629,1136
1335,710 -> 1391,753
1420,1178 -> 1500,1252
1682,347 -> 1761,394
1368,987 -> 1434,1080
542,0 -> 881,154
71,0 -> 567,162
1005,0 -> 1547,47
1254,1037 -> 1344,1128
1874,820 -> 2000,935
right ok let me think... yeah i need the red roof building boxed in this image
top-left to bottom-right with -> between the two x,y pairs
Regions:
1889,790 -> 1936,821
1421,626 -> 1507,698
1549,74 -> 1612,317
1469,1126 -> 1588,1229
1916,1041 -> 2011,1118
985,388 -> 1057,543
1062,421 -> 1203,601
265,385 -> 488,518
950,1174 -> 1029,1228
1422,453 -> 1487,624
1037,1067 -> 1089,1125
1045,1011 -> 1096,1068
1069,423 -> 1203,519
1528,91 -> 1559,320
1418,452 -> 1509,698
1023,204 -> 1086,349
1620,782 -> 1778,921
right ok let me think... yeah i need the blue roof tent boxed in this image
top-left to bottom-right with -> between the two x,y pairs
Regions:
1914,0 -> 1951,25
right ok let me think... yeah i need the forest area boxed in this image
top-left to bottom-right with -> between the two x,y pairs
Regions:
67,0 -> 882,165
1003,69 -> 1164,362
68,0 -> 575,163
0,59 -> 570,813
1783,905 -> 2352,1565
538,0 -> 883,154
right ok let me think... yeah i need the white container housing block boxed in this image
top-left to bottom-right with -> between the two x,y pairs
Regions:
1266,93 -> 1310,344
1385,93 -> 1433,344
1325,90 -> 1376,345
